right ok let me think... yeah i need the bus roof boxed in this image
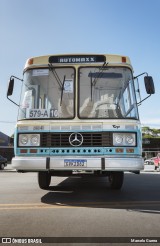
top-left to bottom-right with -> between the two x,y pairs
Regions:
24,54 -> 133,70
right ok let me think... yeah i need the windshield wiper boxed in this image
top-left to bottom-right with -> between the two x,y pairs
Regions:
90,72 -> 93,101
60,75 -> 66,106
48,63 -> 62,89
92,62 -> 108,86
90,62 -> 108,101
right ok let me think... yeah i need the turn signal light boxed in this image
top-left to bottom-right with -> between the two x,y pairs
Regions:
116,148 -> 124,153
126,148 -> 134,153
20,149 -> 28,154
30,149 -> 37,153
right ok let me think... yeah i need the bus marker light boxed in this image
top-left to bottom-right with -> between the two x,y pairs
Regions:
122,56 -> 126,63
27,58 -> 33,65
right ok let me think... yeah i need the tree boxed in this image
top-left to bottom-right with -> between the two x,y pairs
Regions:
142,127 -> 160,138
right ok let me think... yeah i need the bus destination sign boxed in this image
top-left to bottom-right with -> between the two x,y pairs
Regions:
49,55 -> 106,64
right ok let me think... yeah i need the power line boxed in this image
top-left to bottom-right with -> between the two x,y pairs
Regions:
0,121 -> 16,124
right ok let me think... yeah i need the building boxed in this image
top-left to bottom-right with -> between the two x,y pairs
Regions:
142,138 -> 160,159
0,131 -> 10,146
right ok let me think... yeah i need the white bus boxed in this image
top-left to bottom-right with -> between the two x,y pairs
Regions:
7,54 -> 155,189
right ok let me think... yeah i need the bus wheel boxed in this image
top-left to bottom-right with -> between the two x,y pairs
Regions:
108,172 -> 124,190
38,172 -> 51,189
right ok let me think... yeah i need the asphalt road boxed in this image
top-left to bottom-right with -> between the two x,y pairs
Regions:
0,166 -> 160,245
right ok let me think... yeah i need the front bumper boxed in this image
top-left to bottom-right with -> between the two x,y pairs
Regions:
12,156 -> 144,172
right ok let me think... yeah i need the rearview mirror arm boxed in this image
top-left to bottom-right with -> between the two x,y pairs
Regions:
7,96 -> 19,107
134,72 -> 148,79
137,94 -> 151,106
10,75 -> 23,82
7,75 -> 23,107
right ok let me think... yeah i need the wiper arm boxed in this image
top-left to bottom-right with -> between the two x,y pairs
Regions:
92,62 -> 108,86
90,72 -> 93,101
48,63 -> 62,89
48,64 -> 67,106
60,75 -> 66,106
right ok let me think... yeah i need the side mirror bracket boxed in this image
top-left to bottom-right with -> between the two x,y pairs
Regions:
7,75 -> 23,106
134,73 -> 155,106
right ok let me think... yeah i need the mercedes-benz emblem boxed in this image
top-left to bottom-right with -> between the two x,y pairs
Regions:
69,132 -> 83,146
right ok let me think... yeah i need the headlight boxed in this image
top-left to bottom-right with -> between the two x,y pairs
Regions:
114,134 -> 123,144
113,133 -> 136,146
125,135 -> 134,145
19,134 -> 40,146
30,135 -> 40,146
20,135 -> 28,145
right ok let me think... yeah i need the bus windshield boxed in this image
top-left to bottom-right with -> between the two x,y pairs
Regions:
18,67 -> 75,120
18,66 -> 138,120
79,67 -> 138,119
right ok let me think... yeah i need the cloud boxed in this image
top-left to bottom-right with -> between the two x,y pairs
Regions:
141,118 -> 160,128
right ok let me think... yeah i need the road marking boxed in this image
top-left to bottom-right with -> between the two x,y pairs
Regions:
0,170 -> 16,172
0,204 -> 72,210
1,201 -> 160,206
0,201 -> 160,210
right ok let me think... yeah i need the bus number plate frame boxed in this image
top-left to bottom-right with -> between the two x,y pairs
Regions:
64,159 -> 87,168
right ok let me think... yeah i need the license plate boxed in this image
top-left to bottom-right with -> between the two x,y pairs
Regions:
64,159 -> 87,167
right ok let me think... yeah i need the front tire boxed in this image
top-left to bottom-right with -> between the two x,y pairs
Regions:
0,164 -> 5,170
38,172 -> 51,189
108,172 -> 124,190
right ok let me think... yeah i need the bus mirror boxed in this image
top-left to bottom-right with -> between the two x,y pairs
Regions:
7,78 -> 14,97
7,75 -> 23,106
144,76 -> 155,94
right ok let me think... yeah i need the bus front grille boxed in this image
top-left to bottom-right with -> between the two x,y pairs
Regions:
41,132 -> 112,147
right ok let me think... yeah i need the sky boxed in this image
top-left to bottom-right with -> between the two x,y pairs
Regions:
0,0 -> 160,136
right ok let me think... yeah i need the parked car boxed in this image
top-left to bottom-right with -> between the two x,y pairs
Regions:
0,155 -> 7,170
